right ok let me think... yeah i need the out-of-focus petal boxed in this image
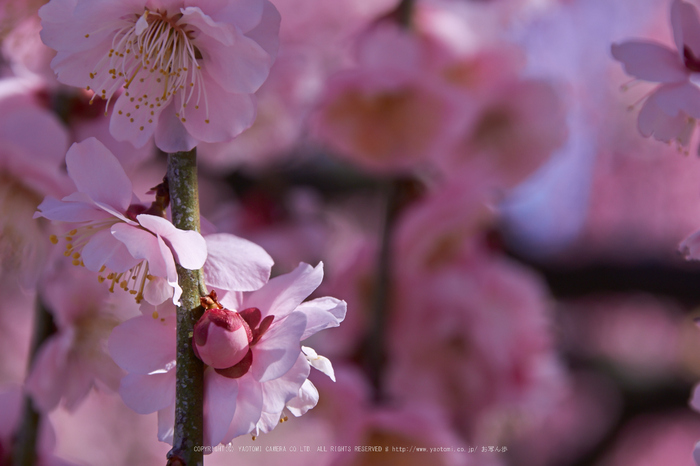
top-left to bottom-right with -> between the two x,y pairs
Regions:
611,41 -> 686,83
108,315 -> 176,374
119,371 -> 176,414
158,404 -> 175,445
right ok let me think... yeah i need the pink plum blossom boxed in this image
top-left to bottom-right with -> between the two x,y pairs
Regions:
39,0 -> 281,152
389,247 -> 564,440
108,262 -> 346,447
611,0 -> 700,150
312,23 -> 460,172
25,263 -> 135,413
33,137 -> 207,305
0,77 -> 71,287
439,77 -> 568,189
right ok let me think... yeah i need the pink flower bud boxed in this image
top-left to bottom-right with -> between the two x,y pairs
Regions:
193,308 -> 253,369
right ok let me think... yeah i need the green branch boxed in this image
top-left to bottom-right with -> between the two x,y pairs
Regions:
166,149 -> 206,466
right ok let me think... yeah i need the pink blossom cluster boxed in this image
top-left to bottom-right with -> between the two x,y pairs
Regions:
2,0 -> 700,464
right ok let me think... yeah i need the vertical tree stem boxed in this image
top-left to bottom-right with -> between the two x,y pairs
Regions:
366,180 -> 401,403
12,296 -> 55,466
166,149 -> 205,466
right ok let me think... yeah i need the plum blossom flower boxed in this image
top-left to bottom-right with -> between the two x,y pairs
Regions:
39,0 -> 281,152
25,263 -> 132,413
33,137 -> 207,305
108,262 -> 346,447
611,0 -> 700,151
312,23 -> 460,172
0,77 -> 71,287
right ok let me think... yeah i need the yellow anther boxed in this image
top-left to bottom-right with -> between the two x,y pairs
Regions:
49,235 -> 58,244
72,259 -> 80,266
152,311 -> 159,319
97,276 -> 106,283
68,229 -> 78,235
72,252 -> 80,259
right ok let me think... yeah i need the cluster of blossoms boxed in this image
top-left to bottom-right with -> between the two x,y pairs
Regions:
5,0 -> 700,464
0,0 -> 350,462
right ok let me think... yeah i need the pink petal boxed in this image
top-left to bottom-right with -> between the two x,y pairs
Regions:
610,41 -> 686,83
690,383 -> 700,412
110,223 -> 169,278
25,336 -> 70,412
61,360 -> 94,411
243,0 -> 280,59
0,386 -> 22,439
65,138 -> 133,211
286,379 -> 319,417
652,82 -> 700,118
180,74 -> 256,144
82,227 -> 140,273
49,37 -> 114,89
244,262 -> 324,320
296,297 -> 347,340
203,233 -> 273,292
109,76 -> 169,149
137,214 -> 208,270
259,353 -> 309,415
144,276 -> 175,306
637,91 -> 679,140
181,6 -> 235,46
301,346 -> 335,381
119,371 -> 176,414
153,104 -> 199,153
34,195 -> 110,222
202,0 -> 264,34
158,405 -> 175,445
222,375 -> 263,442
39,0 -> 136,53
252,311 -> 306,382
187,9 -> 273,95
672,0 -> 700,60
107,315 -> 176,374
203,370 -> 238,447
113,219 -> 190,304
680,228 -> 700,259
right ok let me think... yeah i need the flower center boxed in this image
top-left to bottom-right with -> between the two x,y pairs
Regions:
49,212 -> 153,303
87,9 -> 209,127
